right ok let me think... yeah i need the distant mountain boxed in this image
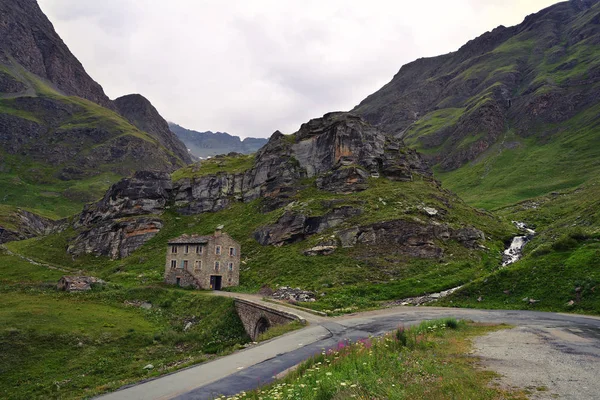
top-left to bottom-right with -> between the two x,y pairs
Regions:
169,122 -> 267,158
0,0 -> 191,218
353,0 -> 600,209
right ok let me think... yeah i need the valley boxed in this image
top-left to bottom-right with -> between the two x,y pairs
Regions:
1,0 -> 599,399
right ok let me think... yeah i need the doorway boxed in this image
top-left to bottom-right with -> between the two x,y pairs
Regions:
176,277 -> 181,287
210,275 -> 222,290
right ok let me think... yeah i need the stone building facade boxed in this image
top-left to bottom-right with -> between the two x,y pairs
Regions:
164,228 -> 240,290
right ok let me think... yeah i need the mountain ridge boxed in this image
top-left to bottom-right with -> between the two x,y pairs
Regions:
169,122 -> 267,158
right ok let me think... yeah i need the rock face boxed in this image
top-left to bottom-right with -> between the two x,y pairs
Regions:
254,207 -> 363,246
75,171 -> 172,226
0,0 -> 114,109
291,113 -> 431,181
0,209 -> 67,244
115,95 -> 192,164
353,0 -> 600,171
69,171 -> 171,259
334,220 -> 484,259
68,217 -> 163,259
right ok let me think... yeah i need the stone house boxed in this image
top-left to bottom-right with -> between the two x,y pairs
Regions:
164,228 -> 240,290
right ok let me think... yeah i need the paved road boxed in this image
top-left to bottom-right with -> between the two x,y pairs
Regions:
96,297 -> 600,400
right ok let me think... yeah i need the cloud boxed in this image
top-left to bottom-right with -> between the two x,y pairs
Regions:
37,0 -> 558,138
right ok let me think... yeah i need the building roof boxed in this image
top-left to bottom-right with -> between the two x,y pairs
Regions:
168,234 -> 210,245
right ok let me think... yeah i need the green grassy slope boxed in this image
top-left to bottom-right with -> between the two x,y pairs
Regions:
0,249 -> 249,400
441,183 -> 600,314
0,63 -> 185,219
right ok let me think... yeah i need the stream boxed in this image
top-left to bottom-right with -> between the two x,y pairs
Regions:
502,221 -> 536,267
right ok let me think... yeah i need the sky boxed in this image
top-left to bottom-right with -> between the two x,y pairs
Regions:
37,0 -> 559,138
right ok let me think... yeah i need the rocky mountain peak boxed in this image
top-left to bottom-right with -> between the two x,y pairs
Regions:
0,0 -> 114,109
114,94 -> 192,164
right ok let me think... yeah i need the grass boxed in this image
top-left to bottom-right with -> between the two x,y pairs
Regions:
256,320 -> 305,342
224,319 -> 525,400
172,154 -> 256,181
0,251 -> 251,400
437,107 -> 600,209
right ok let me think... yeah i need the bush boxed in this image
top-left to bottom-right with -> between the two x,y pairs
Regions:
395,326 -> 408,347
444,318 -> 459,329
552,236 -> 578,251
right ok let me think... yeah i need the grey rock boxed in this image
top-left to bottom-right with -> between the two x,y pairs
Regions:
316,167 -> 369,193
303,245 -> 337,256
57,276 -> 106,292
76,171 -> 172,227
68,217 -> 163,260
254,207 -> 362,246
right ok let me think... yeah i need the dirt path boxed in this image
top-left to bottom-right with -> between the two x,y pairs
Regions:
474,325 -> 600,399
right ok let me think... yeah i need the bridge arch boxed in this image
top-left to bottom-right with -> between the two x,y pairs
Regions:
234,299 -> 305,341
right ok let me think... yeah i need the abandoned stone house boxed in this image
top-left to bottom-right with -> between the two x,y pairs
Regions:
164,228 -> 240,290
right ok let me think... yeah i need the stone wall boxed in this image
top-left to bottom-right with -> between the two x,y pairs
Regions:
234,299 -> 303,341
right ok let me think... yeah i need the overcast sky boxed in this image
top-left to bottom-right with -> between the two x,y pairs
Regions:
38,0 -> 558,138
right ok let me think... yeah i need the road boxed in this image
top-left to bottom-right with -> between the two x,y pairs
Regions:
96,295 -> 600,400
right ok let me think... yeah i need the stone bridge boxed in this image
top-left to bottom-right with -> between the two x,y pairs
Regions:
234,299 -> 305,341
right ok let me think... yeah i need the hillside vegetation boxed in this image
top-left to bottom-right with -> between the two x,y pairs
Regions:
354,0 -> 600,209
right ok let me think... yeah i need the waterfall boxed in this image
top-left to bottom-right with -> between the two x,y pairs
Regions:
502,222 -> 535,267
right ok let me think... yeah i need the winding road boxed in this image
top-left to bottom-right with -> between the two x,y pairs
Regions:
97,293 -> 600,400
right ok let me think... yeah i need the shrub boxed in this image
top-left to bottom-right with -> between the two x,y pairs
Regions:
444,318 -> 459,329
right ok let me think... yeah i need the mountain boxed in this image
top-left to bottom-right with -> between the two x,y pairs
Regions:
353,0 -> 600,313
169,122 -> 267,158
354,0 -> 600,209
114,95 -> 191,163
0,0 -> 192,219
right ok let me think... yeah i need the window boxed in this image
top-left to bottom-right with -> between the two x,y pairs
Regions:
215,245 -> 221,255
171,246 -> 177,254
180,260 -> 188,269
229,247 -> 236,256
214,261 -> 220,271
195,260 -> 202,271
184,245 -> 189,254
170,260 -> 177,269
196,245 -> 203,254
228,262 -> 233,271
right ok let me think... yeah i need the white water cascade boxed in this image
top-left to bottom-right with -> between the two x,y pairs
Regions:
502,222 -> 536,267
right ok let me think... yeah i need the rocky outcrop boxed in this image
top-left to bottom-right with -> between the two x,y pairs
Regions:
75,171 -> 172,227
291,112 -> 431,180
173,173 -> 246,215
67,113 -> 445,259
68,217 -> 163,260
0,209 -> 67,244
254,207 -> 362,246
334,220 -> 485,258
68,171 -> 171,259
115,94 -> 192,164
